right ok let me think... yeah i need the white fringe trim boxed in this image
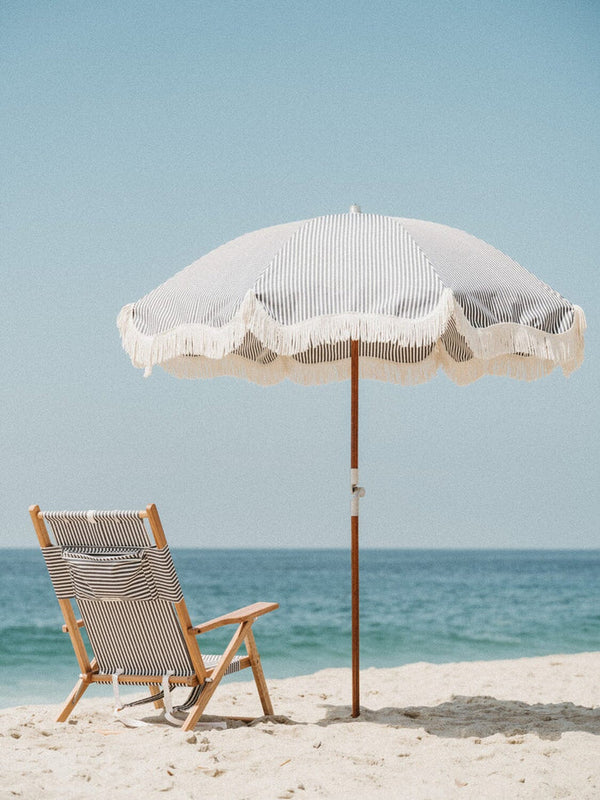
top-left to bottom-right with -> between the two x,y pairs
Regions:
159,348 -> 579,386
452,302 -> 586,370
117,294 -> 586,386
117,288 -> 455,370
162,352 -> 442,386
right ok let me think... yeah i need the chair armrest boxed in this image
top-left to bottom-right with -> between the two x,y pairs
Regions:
62,618 -> 84,633
189,602 -> 279,635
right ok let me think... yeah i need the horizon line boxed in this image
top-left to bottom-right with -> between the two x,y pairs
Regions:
4,545 -> 600,552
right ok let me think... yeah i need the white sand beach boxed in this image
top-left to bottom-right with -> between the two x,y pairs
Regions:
2,652 -> 600,800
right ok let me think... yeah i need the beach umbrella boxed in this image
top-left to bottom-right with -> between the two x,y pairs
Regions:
117,206 -> 585,717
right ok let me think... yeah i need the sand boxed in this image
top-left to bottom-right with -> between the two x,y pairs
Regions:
2,652 -> 600,799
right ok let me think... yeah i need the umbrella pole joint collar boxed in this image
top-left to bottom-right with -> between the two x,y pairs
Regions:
350,469 -> 366,517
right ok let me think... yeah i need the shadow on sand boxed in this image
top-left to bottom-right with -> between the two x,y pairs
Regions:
312,696 -> 600,741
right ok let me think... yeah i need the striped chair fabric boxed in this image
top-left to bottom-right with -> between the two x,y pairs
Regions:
41,510 -> 240,680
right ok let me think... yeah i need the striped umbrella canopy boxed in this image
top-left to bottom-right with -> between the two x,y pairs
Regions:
118,206 -> 586,716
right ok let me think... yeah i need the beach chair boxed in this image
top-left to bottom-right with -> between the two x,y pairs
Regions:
29,503 -> 278,731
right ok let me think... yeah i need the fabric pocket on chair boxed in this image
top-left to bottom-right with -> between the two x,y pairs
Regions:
62,548 -> 157,601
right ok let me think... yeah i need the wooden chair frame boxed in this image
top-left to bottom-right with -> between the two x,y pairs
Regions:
29,503 -> 278,731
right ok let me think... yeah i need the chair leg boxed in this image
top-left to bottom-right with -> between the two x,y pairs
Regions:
56,676 -> 90,722
149,683 -> 165,710
244,628 -> 274,716
182,621 -> 249,732
181,678 -> 217,731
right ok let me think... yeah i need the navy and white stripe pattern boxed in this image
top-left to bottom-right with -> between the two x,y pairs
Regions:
43,544 -> 183,602
42,545 -> 76,599
145,547 -> 184,602
62,548 -> 150,601
45,510 -> 150,548
254,214 -> 444,323
397,218 -> 573,333
118,210 -> 585,385
40,510 -> 200,679
79,597 -> 194,677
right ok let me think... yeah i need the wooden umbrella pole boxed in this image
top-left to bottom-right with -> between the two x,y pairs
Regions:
350,338 -> 361,718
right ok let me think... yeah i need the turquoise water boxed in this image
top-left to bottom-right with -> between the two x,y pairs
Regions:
1,548 -> 599,708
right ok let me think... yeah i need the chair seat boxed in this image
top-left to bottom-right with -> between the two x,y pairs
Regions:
202,654 -> 242,674
95,654 -> 242,680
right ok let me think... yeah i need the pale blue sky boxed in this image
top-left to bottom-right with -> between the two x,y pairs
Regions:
2,0 -> 598,548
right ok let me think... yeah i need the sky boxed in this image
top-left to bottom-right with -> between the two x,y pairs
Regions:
2,0 -> 598,549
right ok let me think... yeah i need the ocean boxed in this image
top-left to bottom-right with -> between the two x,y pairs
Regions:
1,548 -> 599,708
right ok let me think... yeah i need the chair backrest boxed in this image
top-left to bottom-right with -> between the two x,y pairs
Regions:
38,509 -> 195,678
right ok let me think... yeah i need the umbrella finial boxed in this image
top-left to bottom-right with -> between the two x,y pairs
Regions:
349,204 -> 361,214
